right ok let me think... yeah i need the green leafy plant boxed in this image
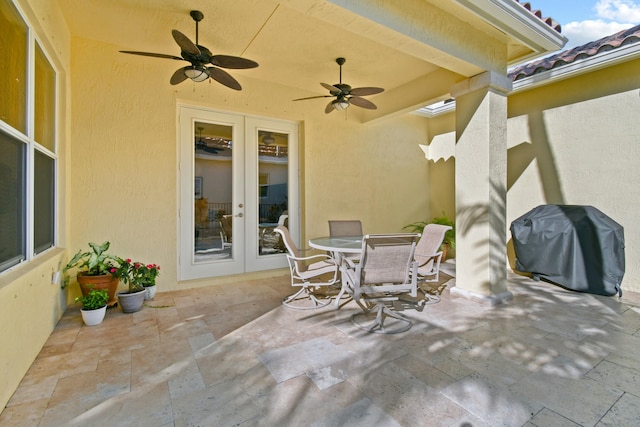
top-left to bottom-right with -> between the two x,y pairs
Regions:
113,259 -> 160,293
63,241 -> 123,276
75,289 -> 109,310
403,212 -> 455,250
139,263 -> 160,288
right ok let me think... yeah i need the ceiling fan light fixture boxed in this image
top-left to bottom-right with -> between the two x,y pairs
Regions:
333,99 -> 350,111
262,133 -> 275,145
184,65 -> 209,82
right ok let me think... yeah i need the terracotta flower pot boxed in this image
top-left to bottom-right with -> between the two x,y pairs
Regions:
77,273 -> 119,307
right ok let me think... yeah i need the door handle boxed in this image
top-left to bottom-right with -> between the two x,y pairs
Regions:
236,213 -> 243,218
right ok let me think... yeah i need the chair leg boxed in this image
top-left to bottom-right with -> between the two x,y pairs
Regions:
282,286 -> 332,310
417,286 -> 441,306
334,282 -> 353,308
351,302 -> 412,334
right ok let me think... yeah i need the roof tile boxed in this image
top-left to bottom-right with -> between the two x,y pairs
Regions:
509,24 -> 640,80
513,0 -> 562,32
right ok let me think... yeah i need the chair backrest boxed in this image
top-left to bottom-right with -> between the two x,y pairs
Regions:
274,225 -> 307,272
329,220 -> 363,237
221,215 -> 233,242
359,233 -> 419,285
414,224 -> 452,267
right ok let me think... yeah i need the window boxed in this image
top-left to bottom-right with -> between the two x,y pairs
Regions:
0,0 -> 57,273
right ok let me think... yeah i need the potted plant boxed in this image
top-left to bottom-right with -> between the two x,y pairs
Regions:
63,241 -> 123,307
404,212 -> 456,259
114,259 -> 160,311
76,289 -> 109,326
140,263 -> 160,300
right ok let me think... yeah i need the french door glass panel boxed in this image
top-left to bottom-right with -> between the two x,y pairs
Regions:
257,130 -> 288,255
179,107 -> 295,280
244,117 -> 297,272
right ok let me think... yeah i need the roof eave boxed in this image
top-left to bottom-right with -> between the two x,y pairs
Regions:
456,0 -> 567,62
511,42 -> 640,93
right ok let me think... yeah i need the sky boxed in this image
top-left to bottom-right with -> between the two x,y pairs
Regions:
527,0 -> 640,50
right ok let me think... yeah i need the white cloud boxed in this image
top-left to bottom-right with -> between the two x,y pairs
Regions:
558,0 -> 639,49
563,19 -> 635,48
595,0 -> 640,22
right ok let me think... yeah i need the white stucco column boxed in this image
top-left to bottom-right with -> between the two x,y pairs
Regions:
450,71 -> 513,304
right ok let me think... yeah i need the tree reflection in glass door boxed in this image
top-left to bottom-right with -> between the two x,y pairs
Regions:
257,130 -> 289,256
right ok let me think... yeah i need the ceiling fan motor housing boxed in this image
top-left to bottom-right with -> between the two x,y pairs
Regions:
332,83 -> 351,95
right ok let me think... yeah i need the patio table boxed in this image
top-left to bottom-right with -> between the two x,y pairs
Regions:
309,235 -> 362,307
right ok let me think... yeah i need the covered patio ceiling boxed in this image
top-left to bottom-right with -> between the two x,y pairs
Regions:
57,0 -> 564,121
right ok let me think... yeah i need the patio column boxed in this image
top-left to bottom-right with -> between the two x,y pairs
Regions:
450,71 -> 513,304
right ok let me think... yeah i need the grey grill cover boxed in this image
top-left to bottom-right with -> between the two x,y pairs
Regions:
510,205 -> 625,296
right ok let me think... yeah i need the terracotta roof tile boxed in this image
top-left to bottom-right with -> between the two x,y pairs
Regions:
513,0 -> 562,33
509,24 -> 640,80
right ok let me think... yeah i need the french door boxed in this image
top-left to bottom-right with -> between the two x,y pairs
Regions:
178,106 -> 299,280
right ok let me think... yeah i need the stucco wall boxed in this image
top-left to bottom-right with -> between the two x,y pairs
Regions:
426,113 -> 456,220
66,35 -> 431,293
507,60 -> 640,293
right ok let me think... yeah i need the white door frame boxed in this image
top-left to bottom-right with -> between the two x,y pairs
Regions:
245,116 -> 299,272
178,105 -> 297,280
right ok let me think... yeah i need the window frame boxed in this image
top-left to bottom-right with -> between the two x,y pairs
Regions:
0,0 -> 59,274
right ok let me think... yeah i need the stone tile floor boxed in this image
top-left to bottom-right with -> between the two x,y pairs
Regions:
2,269 -> 640,426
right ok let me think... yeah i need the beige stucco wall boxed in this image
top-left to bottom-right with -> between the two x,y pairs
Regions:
65,35 -> 431,294
0,0 -> 71,411
507,60 -> 640,293
426,113 -> 456,221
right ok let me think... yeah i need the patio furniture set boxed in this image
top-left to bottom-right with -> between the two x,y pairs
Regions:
274,220 -> 452,334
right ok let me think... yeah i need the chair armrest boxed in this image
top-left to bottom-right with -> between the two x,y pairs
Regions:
288,253 -> 334,263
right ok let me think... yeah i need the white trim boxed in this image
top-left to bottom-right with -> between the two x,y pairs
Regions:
511,42 -> 640,93
415,40 -> 640,116
456,0 -> 567,57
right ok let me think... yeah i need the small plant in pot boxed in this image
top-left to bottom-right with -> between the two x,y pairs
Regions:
76,289 -> 109,326
114,259 -> 160,312
63,241 -> 124,307
139,263 -> 160,300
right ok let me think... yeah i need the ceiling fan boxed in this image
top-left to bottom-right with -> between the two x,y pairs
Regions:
195,126 -> 231,154
293,57 -> 384,113
195,127 -> 221,154
120,10 -> 258,90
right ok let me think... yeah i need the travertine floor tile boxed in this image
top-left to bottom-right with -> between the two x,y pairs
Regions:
4,272 -> 640,427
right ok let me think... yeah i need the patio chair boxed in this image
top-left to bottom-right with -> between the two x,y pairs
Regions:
274,225 -> 339,309
220,215 -> 233,249
342,233 -> 419,334
412,223 -> 452,303
260,213 -> 289,254
329,220 -> 363,237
